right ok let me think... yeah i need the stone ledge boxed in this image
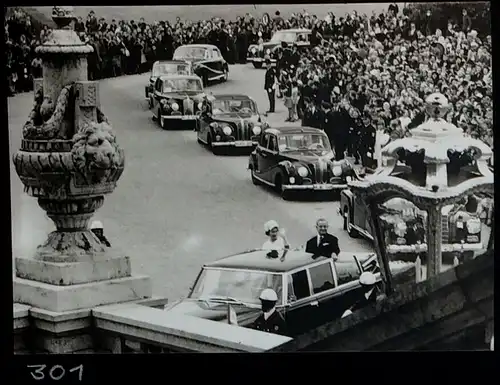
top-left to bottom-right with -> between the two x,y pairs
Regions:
14,303 -> 31,330
15,254 -> 132,285
93,303 -> 291,353
14,275 -> 152,312
34,330 -> 94,354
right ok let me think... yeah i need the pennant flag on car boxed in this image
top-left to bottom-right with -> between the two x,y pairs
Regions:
227,304 -> 238,325
361,254 -> 378,272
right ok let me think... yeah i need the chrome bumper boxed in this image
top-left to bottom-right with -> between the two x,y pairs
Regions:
212,140 -> 258,148
283,183 -> 347,191
387,242 -> 483,254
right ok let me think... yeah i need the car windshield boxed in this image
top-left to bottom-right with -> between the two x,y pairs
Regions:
278,134 -> 331,152
162,78 -> 203,93
212,99 -> 257,114
189,268 -> 283,306
270,31 -> 296,43
174,47 -> 208,59
153,63 -> 190,77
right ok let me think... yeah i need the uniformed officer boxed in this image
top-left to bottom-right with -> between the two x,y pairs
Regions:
319,100 -> 332,132
359,115 -> 377,169
90,220 -> 111,247
264,58 -> 277,114
341,272 -> 378,318
251,289 -> 287,336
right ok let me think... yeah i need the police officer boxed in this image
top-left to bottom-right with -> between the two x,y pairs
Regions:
359,114 -> 377,169
341,272 -> 378,318
264,58 -> 277,114
90,220 -> 111,247
251,289 -> 288,336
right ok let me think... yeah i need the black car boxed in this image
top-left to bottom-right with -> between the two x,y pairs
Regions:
151,74 -> 205,130
173,44 -> 229,87
248,127 -> 356,199
247,29 -> 311,69
197,94 -> 268,155
163,249 -> 413,337
145,60 -> 192,106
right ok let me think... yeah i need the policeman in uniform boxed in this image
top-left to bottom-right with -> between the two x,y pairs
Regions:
359,114 -> 377,169
90,220 -> 111,247
251,289 -> 287,336
264,58 -> 277,114
341,272 -> 378,318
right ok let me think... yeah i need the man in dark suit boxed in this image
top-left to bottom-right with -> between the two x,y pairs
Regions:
305,218 -> 340,260
251,289 -> 287,336
264,58 -> 277,113
342,272 -> 378,318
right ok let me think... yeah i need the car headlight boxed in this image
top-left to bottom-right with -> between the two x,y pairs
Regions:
466,218 -> 481,234
252,126 -> 261,135
160,99 -> 168,105
266,48 -> 271,54
222,126 -> 232,135
298,166 -> 308,177
289,177 -> 295,184
332,166 -> 342,176
346,176 -> 352,182
171,102 -> 179,111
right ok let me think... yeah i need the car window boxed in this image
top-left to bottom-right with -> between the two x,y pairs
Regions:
335,259 -> 362,286
260,133 -> 270,147
296,34 -> 306,42
212,49 -> 220,59
287,270 -> 310,302
309,262 -> 335,294
268,135 -> 278,152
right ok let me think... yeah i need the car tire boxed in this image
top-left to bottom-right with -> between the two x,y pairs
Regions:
253,62 -> 263,69
345,206 -> 359,238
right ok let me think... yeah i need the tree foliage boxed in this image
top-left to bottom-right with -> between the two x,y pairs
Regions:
406,2 -> 490,37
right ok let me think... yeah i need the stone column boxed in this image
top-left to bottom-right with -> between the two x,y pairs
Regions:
426,205 -> 443,278
12,6 -> 152,353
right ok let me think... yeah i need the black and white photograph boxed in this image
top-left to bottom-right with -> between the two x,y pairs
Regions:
8,2 -> 493,358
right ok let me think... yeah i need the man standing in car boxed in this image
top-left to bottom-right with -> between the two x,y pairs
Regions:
264,58 -> 277,114
305,218 -> 340,260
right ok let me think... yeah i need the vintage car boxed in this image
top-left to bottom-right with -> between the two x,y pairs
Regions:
173,44 -> 229,87
197,94 -> 268,155
247,29 -> 311,69
248,127 -> 356,199
151,74 -> 205,130
340,190 -> 484,260
145,60 -> 192,105
163,249 -> 413,337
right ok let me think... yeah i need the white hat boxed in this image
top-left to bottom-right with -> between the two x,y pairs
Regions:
259,288 -> 278,302
359,272 -> 377,286
90,220 -> 103,230
333,86 -> 340,94
264,220 -> 279,233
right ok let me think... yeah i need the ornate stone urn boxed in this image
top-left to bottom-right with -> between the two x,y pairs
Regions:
348,93 -> 494,292
12,6 -> 124,263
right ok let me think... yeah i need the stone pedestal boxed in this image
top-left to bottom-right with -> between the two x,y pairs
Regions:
12,6 -> 153,353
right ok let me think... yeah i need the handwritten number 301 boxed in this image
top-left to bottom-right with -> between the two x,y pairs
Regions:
27,364 -> 83,381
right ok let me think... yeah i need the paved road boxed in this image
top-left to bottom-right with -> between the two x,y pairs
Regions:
9,64 -> 372,300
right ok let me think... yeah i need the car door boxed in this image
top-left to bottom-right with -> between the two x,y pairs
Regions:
255,133 -> 270,174
261,134 -> 279,180
209,48 -> 223,78
199,107 -> 212,140
152,78 -> 162,116
353,194 -> 367,231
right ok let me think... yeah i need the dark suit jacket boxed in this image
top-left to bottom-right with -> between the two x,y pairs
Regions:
305,233 -> 340,258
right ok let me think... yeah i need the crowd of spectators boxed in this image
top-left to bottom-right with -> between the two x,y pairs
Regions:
5,5 -> 492,153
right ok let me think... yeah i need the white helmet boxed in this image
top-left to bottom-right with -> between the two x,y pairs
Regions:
359,272 -> 376,286
259,288 -> 278,302
90,220 -> 103,230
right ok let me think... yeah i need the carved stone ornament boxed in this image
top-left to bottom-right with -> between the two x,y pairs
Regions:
12,8 -> 124,262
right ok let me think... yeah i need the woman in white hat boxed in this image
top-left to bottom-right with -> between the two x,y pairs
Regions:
262,220 -> 290,251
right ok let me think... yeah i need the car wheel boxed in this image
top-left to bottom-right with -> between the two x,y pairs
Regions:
222,68 -> 228,82
253,62 -> 262,69
251,170 -> 261,185
345,207 -> 359,238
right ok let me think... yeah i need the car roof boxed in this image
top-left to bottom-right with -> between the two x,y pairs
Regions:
264,126 -> 326,135
175,44 -> 217,49
158,74 -> 201,81
279,28 -> 311,33
213,94 -> 252,100
205,249 -> 330,273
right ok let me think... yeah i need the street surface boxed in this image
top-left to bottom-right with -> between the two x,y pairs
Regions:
9,64 -> 371,300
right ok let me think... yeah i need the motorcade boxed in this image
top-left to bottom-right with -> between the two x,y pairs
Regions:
145,60 -> 192,106
247,29 -> 311,69
248,127 -> 355,199
163,249 -> 413,337
151,74 -> 205,130
173,44 -> 229,86
197,94 -> 268,155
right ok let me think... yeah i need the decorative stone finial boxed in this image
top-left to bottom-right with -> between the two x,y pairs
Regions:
424,92 -> 449,120
51,6 -> 75,29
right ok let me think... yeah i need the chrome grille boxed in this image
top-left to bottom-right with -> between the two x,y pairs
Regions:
313,160 -> 329,184
183,98 -> 194,115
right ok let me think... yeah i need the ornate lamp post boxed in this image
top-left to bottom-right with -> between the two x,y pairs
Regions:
13,7 -> 151,315
348,93 -> 493,293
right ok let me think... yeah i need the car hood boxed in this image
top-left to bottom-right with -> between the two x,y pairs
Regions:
213,112 -> 260,124
282,150 -> 335,163
164,299 -> 261,325
160,91 -> 205,100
